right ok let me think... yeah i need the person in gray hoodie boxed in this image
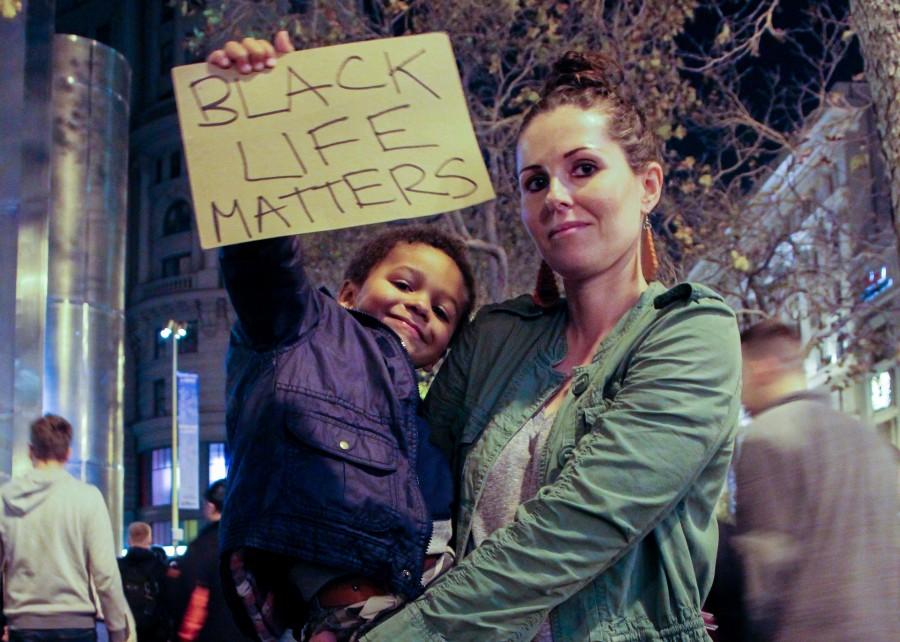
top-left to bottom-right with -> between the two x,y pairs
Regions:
0,414 -> 132,642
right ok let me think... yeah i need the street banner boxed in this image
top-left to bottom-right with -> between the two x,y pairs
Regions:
172,32 -> 495,249
177,371 -> 200,510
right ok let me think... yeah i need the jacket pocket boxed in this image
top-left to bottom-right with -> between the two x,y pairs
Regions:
281,401 -> 401,531
288,411 -> 397,472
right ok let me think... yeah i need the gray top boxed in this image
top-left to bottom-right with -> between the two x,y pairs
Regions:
473,407 -> 558,642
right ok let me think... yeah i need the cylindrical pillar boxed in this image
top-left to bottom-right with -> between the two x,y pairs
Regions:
45,34 -> 131,543
5,0 -> 56,482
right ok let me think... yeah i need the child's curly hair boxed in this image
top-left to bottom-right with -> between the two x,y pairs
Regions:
343,224 -> 477,331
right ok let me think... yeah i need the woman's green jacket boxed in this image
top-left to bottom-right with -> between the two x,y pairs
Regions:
363,281 -> 742,642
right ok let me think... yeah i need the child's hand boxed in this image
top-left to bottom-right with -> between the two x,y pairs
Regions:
307,631 -> 338,642
206,30 -> 295,74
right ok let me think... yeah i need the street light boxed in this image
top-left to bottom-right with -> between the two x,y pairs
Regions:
160,319 -> 187,549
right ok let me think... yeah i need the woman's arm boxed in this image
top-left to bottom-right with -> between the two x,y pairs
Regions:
363,299 -> 741,641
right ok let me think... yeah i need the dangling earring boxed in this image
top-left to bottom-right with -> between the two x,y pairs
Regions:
532,260 -> 561,308
641,217 -> 658,282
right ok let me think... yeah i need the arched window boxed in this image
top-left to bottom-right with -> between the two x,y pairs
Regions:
162,199 -> 192,236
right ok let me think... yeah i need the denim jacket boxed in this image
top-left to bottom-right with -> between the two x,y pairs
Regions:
363,282 -> 741,641
219,236 -> 452,600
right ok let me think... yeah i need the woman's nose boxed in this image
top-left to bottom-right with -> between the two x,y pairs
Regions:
545,178 -> 573,213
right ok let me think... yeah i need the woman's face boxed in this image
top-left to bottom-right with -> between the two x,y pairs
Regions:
516,105 -> 661,283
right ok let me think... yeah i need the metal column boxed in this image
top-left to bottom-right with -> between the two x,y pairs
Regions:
44,34 -> 131,540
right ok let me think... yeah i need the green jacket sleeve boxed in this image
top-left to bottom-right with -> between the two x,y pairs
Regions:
363,299 -> 741,641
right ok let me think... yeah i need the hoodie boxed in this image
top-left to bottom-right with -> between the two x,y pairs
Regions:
0,466 -> 131,639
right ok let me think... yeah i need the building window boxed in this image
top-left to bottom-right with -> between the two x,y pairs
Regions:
179,320 -> 199,354
158,39 -> 174,99
152,520 -> 171,546
139,452 -> 151,508
151,447 -> 172,507
870,370 -> 894,412
170,152 -> 182,179
208,442 -> 228,484
154,329 -> 167,360
159,39 -> 174,75
153,379 -> 167,417
161,253 -> 191,278
162,200 -> 192,236
182,519 -> 199,542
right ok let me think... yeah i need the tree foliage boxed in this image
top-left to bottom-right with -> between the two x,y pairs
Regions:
177,0 -> 897,383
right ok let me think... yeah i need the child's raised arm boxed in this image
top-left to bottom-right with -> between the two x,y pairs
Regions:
210,32 -> 319,350
220,236 -> 319,351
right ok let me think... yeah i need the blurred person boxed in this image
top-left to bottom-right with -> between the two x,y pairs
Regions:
0,414 -> 132,642
735,320 -> 899,641
175,480 -> 249,641
118,522 -> 171,641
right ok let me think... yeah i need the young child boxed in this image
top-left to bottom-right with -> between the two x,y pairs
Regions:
218,226 -> 475,641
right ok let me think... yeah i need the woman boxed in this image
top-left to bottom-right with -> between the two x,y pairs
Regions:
211,36 -> 741,642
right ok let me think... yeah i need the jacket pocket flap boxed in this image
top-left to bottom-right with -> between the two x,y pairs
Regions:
286,412 -> 398,472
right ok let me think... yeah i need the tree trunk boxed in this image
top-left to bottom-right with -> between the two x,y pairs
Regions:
851,0 -> 900,255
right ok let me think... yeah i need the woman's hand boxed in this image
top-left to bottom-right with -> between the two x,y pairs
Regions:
206,30 -> 295,74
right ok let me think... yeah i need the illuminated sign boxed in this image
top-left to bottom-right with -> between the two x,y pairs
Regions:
861,265 -> 893,302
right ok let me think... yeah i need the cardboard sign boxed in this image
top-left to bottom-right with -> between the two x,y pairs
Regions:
172,33 -> 495,249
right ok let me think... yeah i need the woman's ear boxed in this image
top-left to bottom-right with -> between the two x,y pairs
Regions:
337,280 -> 357,309
639,161 -> 664,214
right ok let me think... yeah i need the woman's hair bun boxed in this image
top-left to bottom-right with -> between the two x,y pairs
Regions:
542,50 -> 622,96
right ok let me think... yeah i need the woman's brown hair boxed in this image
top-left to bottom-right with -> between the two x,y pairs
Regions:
520,51 -> 662,171
522,51 -> 666,306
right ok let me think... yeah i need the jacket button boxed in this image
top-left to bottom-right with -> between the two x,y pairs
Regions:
557,445 -> 575,467
571,375 -> 589,396
338,440 -> 351,450
400,569 -> 412,580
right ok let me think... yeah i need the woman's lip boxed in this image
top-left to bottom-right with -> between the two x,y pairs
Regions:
549,222 -> 588,239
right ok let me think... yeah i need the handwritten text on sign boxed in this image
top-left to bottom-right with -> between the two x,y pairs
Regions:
172,33 -> 495,249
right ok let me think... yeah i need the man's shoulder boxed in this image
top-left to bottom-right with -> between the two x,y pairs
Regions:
121,548 -> 168,574
745,391 -> 873,448
51,474 -> 106,510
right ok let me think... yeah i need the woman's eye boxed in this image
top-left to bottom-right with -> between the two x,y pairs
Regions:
522,174 -> 548,193
392,280 -> 411,291
572,161 -> 597,177
433,306 -> 450,322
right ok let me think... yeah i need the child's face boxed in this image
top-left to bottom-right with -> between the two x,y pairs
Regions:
338,242 -> 468,369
